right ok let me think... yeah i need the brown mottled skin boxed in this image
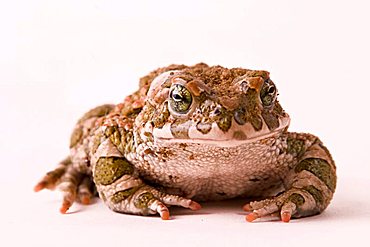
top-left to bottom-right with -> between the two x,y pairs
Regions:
35,63 -> 336,222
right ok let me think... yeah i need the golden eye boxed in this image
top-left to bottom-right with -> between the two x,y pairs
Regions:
260,81 -> 277,107
169,84 -> 193,113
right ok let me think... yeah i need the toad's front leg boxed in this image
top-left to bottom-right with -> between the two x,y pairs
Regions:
244,133 -> 336,222
92,137 -> 201,220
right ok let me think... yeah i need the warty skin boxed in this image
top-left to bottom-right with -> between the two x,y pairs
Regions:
35,63 -> 336,222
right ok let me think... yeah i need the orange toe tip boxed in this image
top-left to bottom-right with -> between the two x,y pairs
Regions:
59,207 -> 68,214
81,196 -> 91,205
246,212 -> 258,222
189,201 -> 202,211
161,211 -> 170,220
243,204 -> 252,212
60,202 -> 71,214
281,212 -> 291,223
34,182 -> 46,192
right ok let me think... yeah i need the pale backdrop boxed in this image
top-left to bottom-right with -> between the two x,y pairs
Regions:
1,0 -> 369,246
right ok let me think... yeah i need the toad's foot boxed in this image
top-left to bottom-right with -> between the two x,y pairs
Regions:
243,161 -> 335,223
34,157 -> 95,213
243,136 -> 336,223
101,184 -> 201,220
243,188 -> 314,223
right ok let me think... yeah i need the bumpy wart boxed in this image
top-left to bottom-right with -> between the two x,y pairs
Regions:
94,157 -> 134,185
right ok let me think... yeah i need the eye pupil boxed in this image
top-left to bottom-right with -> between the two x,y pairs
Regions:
268,86 -> 275,94
172,92 -> 183,101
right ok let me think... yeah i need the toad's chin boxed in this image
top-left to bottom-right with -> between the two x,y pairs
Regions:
152,116 -> 290,148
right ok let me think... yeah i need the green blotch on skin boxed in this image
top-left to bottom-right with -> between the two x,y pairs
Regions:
153,102 -> 170,129
124,132 -> 136,153
91,132 -> 104,154
104,125 -> 135,154
134,192 -> 154,209
287,138 -> 305,157
244,89 -> 263,131
234,107 -> 247,125
245,89 -> 258,115
245,88 -> 258,110
303,185 -> 324,205
94,157 -> 134,185
105,126 -> 122,147
250,115 -> 263,131
70,127 -> 83,148
273,102 -> 284,115
126,108 -> 142,119
170,121 -> 190,138
233,131 -> 247,140
197,92 -> 208,104
111,187 -> 138,204
288,193 -> 305,206
295,158 -> 336,192
217,114 -> 232,132
262,110 -> 280,130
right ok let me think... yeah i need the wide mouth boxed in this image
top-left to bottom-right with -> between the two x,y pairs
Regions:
153,114 -> 290,148
155,128 -> 286,148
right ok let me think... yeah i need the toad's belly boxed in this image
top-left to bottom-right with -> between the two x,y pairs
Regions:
128,138 -> 292,201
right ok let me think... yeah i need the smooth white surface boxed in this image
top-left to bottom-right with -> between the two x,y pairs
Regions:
1,0 -> 370,246
2,178 -> 370,247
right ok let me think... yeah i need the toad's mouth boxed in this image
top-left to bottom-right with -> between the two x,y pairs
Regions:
152,115 -> 290,148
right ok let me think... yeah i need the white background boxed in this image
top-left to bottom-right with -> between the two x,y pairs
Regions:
1,0 -> 370,246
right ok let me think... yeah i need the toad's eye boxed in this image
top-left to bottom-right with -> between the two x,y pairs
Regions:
169,84 -> 193,113
260,81 -> 277,107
